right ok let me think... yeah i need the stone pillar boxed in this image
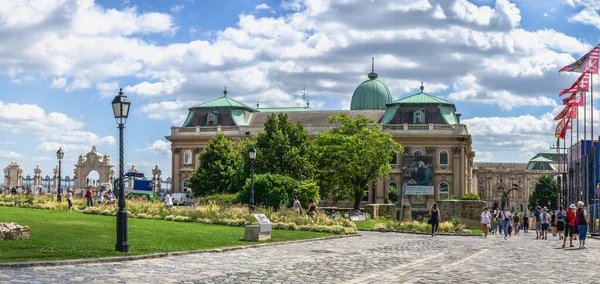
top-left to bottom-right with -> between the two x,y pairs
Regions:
53,165 -> 59,190
33,165 -> 42,187
152,165 -> 162,193
127,165 -> 137,189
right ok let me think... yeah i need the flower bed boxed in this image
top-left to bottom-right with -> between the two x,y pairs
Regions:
369,220 -> 472,234
0,195 -> 357,235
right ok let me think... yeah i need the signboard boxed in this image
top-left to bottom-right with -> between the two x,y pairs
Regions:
125,172 -> 145,178
133,180 -> 152,191
402,154 -> 434,195
253,214 -> 272,233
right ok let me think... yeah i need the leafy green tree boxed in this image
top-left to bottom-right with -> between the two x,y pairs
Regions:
314,114 -> 403,209
527,176 -> 558,211
254,113 -> 315,180
236,174 -> 319,208
188,133 -> 240,197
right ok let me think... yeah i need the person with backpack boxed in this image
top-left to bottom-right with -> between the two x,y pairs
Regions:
522,215 -> 529,233
501,206 -> 511,240
555,205 -> 566,240
562,204 -> 577,248
540,207 -> 550,240
533,206 -> 542,239
575,201 -> 589,249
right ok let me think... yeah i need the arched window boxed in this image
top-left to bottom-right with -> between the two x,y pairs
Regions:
438,181 -> 450,201
388,181 -> 399,203
438,150 -> 449,166
414,149 -> 423,156
540,164 -> 545,170
182,178 -> 189,191
183,150 -> 193,165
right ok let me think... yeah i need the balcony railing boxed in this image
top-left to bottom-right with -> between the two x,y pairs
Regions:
170,124 -> 469,136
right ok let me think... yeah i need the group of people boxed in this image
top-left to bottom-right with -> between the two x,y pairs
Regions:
478,202 -> 591,249
82,186 -> 116,209
290,195 -> 320,218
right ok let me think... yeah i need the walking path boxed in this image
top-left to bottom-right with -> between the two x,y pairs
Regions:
1,231 -> 597,283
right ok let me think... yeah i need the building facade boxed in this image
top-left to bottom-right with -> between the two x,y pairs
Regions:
166,67 -> 475,213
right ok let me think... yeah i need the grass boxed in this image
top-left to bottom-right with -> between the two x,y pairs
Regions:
0,207 -> 333,263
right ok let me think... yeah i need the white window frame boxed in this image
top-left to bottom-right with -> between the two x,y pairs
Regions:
438,149 -> 449,166
438,181 -> 450,201
183,150 -> 193,165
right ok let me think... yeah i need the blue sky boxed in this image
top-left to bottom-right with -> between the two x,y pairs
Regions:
1,0 -> 600,185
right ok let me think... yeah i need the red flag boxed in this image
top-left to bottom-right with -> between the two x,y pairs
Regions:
559,44 -> 599,74
563,91 -> 584,107
555,118 -> 566,138
554,105 -> 570,120
568,106 -> 577,119
559,72 -> 590,96
560,117 -> 571,138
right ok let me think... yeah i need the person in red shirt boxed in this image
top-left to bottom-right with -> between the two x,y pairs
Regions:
85,186 -> 94,207
562,204 -> 577,248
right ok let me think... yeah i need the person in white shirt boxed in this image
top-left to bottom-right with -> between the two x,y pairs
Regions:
480,207 -> 492,238
164,191 -> 173,208
502,206 -> 511,240
540,207 -> 550,240
97,189 -> 105,206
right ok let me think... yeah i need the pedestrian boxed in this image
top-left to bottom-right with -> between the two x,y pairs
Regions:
85,186 -> 94,207
540,207 -> 550,240
290,195 -> 303,215
307,198 -> 319,218
107,190 -> 116,205
562,204 -> 577,248
556,205 -> 566,240
551,208 -> 557,237
490,214 -> 497,234
513,212 -> 520,235
534,206 -> 542,239
97,189 -> 105,206
522,214 -> 529,234
480,207 -> 491,238
501,206 -> 511,240
164,191 -> 173,208
575,201 -> 589,249
429,202 -> 440,237
67,189 -> 73,211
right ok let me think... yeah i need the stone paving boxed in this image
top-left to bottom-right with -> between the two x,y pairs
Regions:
1,231 -> 598,283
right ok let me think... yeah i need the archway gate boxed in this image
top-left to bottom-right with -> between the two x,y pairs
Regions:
73,146 -> 115,190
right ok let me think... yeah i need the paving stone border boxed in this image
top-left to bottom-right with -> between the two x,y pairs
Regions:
0,234 -> 359,269
358,228 -> 480,237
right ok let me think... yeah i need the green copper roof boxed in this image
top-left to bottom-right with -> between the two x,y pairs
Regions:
527,156 -> 556,170
350,62 -> 393,110
190,88 -> 254,112
389,84 -> 454,106
182,111 -> 195,127
258,107 -> 313,112
231,109 -> 249,126
530,156 -> 554,163
439,105 -> 458,124
381,105 -> 398,124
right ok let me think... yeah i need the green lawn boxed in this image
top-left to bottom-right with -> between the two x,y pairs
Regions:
0,207 -> 333,263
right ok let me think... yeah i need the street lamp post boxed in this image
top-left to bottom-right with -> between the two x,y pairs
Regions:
248,146 -> 256,212
112,88 -> 131,253
501,184 -> 519,210
56,148 -> 64,202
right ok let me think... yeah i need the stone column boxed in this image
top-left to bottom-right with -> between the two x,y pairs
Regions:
127,165 -> 137,189
152,165 -> 162,193
33,165 -> 42,187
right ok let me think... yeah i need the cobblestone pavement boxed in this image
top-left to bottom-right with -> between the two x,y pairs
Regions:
1,231 -> 598,283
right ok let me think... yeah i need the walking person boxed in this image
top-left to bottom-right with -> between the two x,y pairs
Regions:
164,191 -> 173,208
522,215 -> 529,234
513,212 -> 520,235
291,195 -> 303,215
562,204 -> 577,248
556,205 -> 566,240
67,189 -> 73,212
534,206 -> 542,239
576,201 -> 589,249
551,208 -> 557,237
307,198 -> 319,218
501,206 -> 511,240
85,186 -> 94,207
107,190 -> 116,205
480,207 -> 491,238
540,207 -> 550,240
429,202 -> 440,237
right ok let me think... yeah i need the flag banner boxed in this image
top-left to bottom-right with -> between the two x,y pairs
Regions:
559,72 -> 590,96
568,106 -> 578,118
554,105 -> 570,120
559,44 -> 599,74
563,91 -> 584,106
555,117 -> 566,138
560,117 -> 571,139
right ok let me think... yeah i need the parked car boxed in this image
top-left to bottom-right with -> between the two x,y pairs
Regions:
172,193 -> 195,206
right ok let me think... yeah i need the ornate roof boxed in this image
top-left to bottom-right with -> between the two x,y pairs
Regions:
189,88 -> 254,112
350,58 -> 393,110
389,84 -> 454,106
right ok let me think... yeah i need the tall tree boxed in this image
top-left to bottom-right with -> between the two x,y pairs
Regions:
315,114 -> 403,209
527,175 -> 558,211
254,113 -> 315,180
188,133 -> 240,197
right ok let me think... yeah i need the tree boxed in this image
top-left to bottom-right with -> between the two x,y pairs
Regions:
314,114 -> 403,209
254,113 -> 315,180
188,133 -> 240,197
527,175 -> 558,212
236,174 -> 319,208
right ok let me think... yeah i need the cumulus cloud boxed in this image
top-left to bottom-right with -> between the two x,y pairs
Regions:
565,0 -> 600,29
138,140 -> 171,156
0,151 -> 21,159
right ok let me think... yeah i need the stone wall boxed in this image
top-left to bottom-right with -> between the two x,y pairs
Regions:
0,223 -> 30,241
364,204 -> 396,219
438,200 -> 486,224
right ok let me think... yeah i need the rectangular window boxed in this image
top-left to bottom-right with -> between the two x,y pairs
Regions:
439,150 -> 449,166
389,152 -> 398,165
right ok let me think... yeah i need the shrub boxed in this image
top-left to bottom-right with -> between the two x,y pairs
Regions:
202,193 -> 238,206
458,193 -> 480,200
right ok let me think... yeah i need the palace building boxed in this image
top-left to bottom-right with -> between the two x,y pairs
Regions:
166,65 -> 475,215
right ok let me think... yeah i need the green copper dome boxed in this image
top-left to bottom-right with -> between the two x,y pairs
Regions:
350,69 -> 392,110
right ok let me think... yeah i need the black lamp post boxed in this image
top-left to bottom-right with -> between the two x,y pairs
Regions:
56,148 -> 64,202
112,88 -> 130,253
501,183 -> 519,210
248,146 -> 256,212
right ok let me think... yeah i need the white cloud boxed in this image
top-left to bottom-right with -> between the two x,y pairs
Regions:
170,4 -> 184,13
138,140 -> 171,157
565,0 -> 600,29
51,77 -> 67,89
255,3 -> 271,10
0,141 -> 16,145
140,100 -> 198,125
0,151 -> 21,159
96,81 -> 121,98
